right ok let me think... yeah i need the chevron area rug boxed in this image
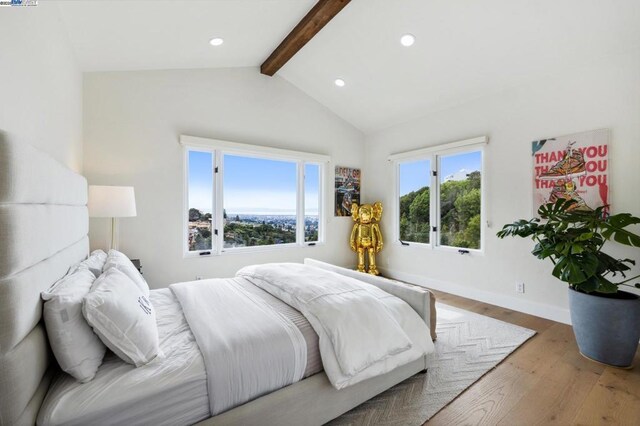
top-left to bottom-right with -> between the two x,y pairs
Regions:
329,303 -> 536,426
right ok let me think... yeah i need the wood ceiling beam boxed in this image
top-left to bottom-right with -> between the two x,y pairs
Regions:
260,0 -> 351,76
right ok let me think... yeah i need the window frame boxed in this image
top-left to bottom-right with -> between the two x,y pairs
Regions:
391,136 -> 487,254
184,147 -> 216,256
394,157 -> 434,248
182,135 -> 328,258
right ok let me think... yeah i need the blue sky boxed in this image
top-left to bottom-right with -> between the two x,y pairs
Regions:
399,151 -> 481,195
191,150 -> 480,210
188,150 -> 213,213
399,159 -> 431,195
188,151 -> 319,215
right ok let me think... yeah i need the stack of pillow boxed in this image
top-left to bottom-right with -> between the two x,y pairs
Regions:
41,249 -> 161,383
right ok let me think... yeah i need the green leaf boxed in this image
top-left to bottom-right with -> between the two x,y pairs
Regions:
601,213 -> 640,247
552,253 -> 598,284
571,244 -> 584,254
531,242 -> 543,257
577,232 -> 594,241
551,258 -> 566,281
496,219 -> 541,239
593,254 -> 635,281
556,242 -> 567,254
595,275 -> 618,293
575,276 -> 598,293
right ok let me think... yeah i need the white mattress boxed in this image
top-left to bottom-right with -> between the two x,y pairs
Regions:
37,289 -> 210,426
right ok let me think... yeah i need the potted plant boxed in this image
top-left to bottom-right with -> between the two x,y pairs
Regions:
497,199 -> 640,367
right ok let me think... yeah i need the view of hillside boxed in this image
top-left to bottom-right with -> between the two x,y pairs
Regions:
188,208 -> 213,251
223,216 -> 296,248
188,208 -> 318,251
399,171 -> 481,249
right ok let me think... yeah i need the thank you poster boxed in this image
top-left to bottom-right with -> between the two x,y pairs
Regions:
532,129 -> 609,215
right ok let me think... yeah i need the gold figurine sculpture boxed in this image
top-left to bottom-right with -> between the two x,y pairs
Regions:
350,202 -> 384,275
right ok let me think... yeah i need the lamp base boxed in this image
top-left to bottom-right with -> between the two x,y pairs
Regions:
110,217 -> 119,251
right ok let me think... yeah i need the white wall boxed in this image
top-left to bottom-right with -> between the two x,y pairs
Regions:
0,4 -> 82,171
364,50 -> 640,323
83,68 -> 365,288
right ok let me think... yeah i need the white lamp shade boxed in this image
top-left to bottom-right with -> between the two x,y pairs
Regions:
88,185 -> 137,218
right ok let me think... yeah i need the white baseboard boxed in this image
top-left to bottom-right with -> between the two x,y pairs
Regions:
380,267 -> 572,325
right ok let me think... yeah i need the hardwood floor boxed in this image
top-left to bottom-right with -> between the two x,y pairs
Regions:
424,290 -> 640,426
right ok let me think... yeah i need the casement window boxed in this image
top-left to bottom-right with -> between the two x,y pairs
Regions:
182,136 -> 327,256
391,136 -> 486,252
187,149 -> 215,252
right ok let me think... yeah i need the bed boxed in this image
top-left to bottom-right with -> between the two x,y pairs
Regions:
0,138 -> 437,426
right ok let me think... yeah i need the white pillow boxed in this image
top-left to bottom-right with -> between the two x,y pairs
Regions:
83,268 -> 160,367
77,249 -> 108,277
42,265 -> 107,382
103,249 -> 149,295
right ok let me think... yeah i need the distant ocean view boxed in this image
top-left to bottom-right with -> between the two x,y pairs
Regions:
227,214 -> 318,220
193,211 -> 317,217
229,213 -> 296,219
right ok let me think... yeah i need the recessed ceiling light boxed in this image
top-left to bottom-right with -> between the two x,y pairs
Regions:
209,37 -> 224,46
400,34 -> 415,47
334,78 -> 345,87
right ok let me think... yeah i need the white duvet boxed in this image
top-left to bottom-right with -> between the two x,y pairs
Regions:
170,277 -> 307,416
237,263 -> 434,389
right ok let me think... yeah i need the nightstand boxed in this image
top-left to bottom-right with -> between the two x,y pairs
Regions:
130,258 -> 142,274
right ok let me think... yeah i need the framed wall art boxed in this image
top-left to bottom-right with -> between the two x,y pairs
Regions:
532,128 -> 609,215
334,166 -> 360,216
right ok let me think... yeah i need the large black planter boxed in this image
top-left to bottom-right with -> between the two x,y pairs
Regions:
569,288 -> 640,368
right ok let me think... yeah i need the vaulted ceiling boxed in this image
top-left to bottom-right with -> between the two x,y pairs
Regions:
56,0 -> 316,71
57,0 -> 640,133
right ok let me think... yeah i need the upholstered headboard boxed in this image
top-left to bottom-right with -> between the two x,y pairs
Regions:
0,138 -> 89,425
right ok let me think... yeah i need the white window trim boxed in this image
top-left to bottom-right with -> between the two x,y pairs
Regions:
390,136 -> 487,254
180,135 -> 331,163
388,136 -> 486,162
182,135 -> 329,257
183,146 -> 217,258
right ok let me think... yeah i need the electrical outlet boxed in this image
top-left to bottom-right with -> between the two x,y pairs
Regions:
195,276 -> 203,281
516,282 -> 525,294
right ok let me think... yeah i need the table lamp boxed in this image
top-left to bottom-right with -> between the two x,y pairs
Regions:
88,185 -> 137,250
